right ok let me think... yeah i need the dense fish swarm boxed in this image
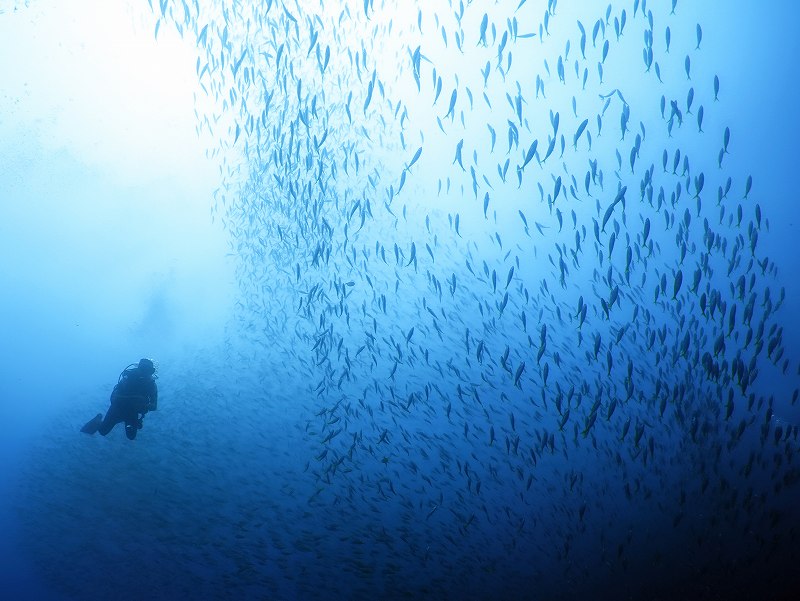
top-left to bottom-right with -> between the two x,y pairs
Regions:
19,0 -> 799,599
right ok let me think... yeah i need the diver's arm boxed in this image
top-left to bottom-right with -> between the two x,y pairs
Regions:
149,381 -> 158,411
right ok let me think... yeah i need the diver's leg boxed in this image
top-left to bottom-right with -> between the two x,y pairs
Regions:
97,404 -> 122,436
120,398 -> 142,440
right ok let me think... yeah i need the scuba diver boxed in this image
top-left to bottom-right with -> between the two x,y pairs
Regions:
80,358 -> 158,441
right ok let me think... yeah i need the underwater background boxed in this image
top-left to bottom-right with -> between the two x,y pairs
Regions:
2,0 -> 799,599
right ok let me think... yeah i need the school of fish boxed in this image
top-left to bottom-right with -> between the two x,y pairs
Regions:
18,0 -> 800,599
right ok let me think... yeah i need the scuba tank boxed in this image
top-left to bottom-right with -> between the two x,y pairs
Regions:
117,363 -> 139,384
111,364 -> 152,412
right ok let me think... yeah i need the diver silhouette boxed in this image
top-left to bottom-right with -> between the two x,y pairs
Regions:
80,358 -> 158,441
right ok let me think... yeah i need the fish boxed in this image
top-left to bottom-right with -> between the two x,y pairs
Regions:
363,79 -> 374,113
514,362 -> 525,387
573,119 -> 589,149
453,139 -> 465,170
128,3 -> 798,597
406,146 -> 423,171
521,139 -> 538,170
478,14 -> 488,46
406,242 -> 416,267
444,89 -> 457,120
673,269 -> 683,300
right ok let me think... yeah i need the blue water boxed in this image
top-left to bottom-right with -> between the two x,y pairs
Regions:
2,1 -> 800,600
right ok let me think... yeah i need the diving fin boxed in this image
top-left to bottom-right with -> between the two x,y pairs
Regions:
80,414 -> 102,435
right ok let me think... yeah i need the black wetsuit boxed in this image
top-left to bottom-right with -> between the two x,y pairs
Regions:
97,368 -> 158,440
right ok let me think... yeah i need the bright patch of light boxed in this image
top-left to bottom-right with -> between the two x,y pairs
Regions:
0,0 -> 207,185
0,0 -> 234,407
